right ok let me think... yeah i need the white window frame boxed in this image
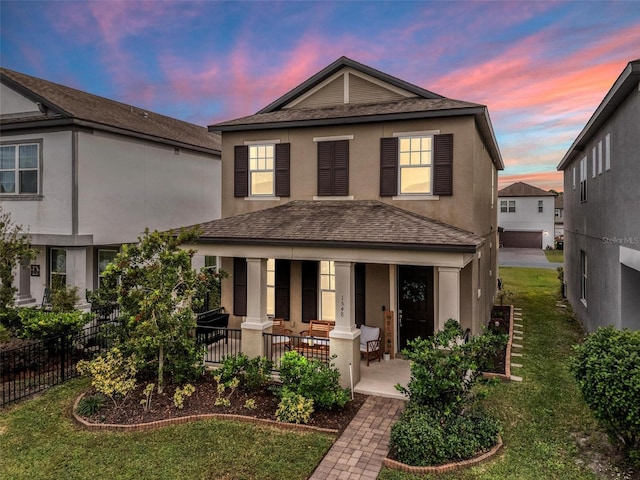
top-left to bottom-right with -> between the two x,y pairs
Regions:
538,200 -> 544,213
580,250 -> 587,306
591,147 -> 597,179
49,248 -> 66,290
97,249 -> 118,288
500,200 -> 516,213
598,140 -> 603,175
244,141 -> 279,197
267,258 -> 275,317
319,260 -> 335,321
395,132 -> 435,195
605,133 -> 611,171
0,141 -> 41,196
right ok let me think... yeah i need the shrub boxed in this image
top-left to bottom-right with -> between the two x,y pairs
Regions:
213,374 -> 239,407
0,324 -> 9,343
76,394 -> 106,416
19,308 -> 91,340
0,308 -> 21,334
571,326 -> 640,457
389,406 -> 500,467
276,389 -> 314,424
278,351 -> 350,410
215,353 -> 249,384
77,347 -> 138,408
50,284 -> 80,312
166,342 -> 205,384
140,383 -> 154,412
173,384 -> 196,409
243,356 -> 273,391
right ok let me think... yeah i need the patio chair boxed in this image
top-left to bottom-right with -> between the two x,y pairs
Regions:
271,318 -> 292,346
359,325 -> 381,366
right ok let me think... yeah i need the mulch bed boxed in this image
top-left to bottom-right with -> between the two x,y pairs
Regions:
79,375 -> 368,434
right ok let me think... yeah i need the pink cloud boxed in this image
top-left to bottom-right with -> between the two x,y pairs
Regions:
498,172 -> 564,192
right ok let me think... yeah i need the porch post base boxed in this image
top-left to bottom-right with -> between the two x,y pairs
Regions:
240,319 -> 273,359
330,329 -> 361,389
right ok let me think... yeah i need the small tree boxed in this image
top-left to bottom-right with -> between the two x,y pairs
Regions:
0,207 -> 36,311
571,326 -> 640,460
101,227 -> 223,394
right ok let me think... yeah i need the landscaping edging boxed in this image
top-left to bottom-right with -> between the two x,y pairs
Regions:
71,392 -> 339,435
383,436 -> 503,474
482,304 -> 514,381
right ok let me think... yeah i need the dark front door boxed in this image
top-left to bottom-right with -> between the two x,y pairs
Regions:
398,266 -> 434,350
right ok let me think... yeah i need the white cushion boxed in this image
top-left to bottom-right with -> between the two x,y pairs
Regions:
360,325 -> 380,349
302,337 -> 329,347
272,335 -> 290,344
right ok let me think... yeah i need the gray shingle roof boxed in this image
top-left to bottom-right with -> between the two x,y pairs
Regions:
211,97 -> 482,129
189,200 -> 482,252
0,67 -> 220,153
498,182 -> 555,197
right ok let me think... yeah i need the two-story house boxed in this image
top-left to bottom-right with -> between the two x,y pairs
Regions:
497,182 -> 556,249
554,193 -> 564,240
183,57 -> 503,385
0,68 -> 221,306
558,59 -> 640,332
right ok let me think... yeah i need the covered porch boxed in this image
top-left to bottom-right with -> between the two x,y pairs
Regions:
185,200 -> 483,389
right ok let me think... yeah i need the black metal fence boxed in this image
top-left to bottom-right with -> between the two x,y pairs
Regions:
1,323 -> 110,407
263,333 -> 331,369
198,327 -> 242,364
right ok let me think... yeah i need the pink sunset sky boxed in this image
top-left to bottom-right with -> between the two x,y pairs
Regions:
2,0 -> 639,192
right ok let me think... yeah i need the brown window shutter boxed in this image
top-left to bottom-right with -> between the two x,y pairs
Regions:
355,263 -> 365,327
317,142 -> 333,196
301,261 -> 318,323
233,257 -> 247,316
275,143 -> 290,197
380,137 -> 398,196
333,140 -> 349,196
433,134 -> 453,196
234,145 -> 249,197
274,259 -> 290,320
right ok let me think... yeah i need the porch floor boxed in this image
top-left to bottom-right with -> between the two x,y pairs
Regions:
354,357 -> 410,400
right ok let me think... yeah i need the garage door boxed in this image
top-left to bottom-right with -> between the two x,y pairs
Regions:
500,231 -> 542,248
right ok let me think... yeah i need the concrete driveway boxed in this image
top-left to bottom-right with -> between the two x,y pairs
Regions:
498,248 -> 563,269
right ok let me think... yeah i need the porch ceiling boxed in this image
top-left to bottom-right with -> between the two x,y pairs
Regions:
187,200 -> 483,253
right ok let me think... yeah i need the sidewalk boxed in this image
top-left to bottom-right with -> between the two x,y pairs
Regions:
309,395 -> 406,480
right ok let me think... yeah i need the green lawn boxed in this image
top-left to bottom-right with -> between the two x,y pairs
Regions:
0,378 -> 333,480
379,267 -> 625,480
544,249 -> 564,263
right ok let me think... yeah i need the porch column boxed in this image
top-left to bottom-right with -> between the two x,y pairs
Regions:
15,258 -> 35,305
437,266 -> 461,331
65,247 -> 89,309
240,258 -> 271,359
330,261 -> 361,389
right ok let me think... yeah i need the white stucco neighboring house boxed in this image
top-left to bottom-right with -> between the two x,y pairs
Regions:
0,67 -> 222,307
498,182 -> 555,249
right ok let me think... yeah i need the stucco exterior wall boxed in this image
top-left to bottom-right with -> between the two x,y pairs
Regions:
564,82 -> 640,332
77,130 -> 221,245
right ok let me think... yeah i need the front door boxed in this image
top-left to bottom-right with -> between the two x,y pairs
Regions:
398,266 -> 434,350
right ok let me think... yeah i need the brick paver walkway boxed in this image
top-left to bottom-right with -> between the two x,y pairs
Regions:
309,396 -> 406,480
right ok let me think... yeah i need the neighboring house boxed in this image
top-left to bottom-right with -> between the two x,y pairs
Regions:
0,68 -> 221,307
554,193 -> 564,239
557,59 -> 640,332
183,56 -> 503,386
497,182 -> 555,249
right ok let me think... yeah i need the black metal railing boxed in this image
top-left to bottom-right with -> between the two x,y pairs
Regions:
263,333 -> 331,369
198,327 -> 241,364
1,324 -> 110,407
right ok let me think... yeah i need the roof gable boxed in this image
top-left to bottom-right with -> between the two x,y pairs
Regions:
258,56 -> 443,114
0,67 -> 220,153
498,181 -> 556,197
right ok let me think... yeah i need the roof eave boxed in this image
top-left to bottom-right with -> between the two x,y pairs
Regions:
558,59 -> 640,170
193,236 -> 479,253
0,72 -> 71,117
1,117 -> 221,156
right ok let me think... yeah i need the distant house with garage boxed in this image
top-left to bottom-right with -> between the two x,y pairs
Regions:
498,181 -> 555,249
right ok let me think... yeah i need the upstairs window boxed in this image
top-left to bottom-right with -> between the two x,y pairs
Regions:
234,143 -> 290,197
0,142 -> 40,195
538,200 -> 544,213
500,200 -> 516,213
381,133 -> 453,196
580,157 -> 587,202
249,145 -> 274,196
